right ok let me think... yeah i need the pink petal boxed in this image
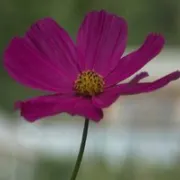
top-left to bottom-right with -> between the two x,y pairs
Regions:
93,71 -> 180,108
129,71 -> 149,84
105,33 -> 165,87
72,98 -> 103,122
4,38 -> 73,93
25,18 -> 80,79
93,72 -> 149,108
15,94 -> 76,121
120,71 -> 180,95
77,10 -> 127,76
16,94 -> 103,122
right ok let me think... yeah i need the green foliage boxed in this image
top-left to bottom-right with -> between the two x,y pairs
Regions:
34,158 -> 72,180
33,156 -> 180,180
0,0 -> 179,111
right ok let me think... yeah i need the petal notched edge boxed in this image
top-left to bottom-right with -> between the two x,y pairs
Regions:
105,33 -> 165,87
93,71 -> 179,108
123,70 -> 180,94
77,10 -> 128,75
25,17 -> 79,79
16,94 -> 103,122
4,37 -> 74,93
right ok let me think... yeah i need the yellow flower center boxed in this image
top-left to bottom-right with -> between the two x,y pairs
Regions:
74,70 -> 105,96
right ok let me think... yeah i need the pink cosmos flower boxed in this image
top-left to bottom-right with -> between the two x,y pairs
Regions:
4,10 -> 180,122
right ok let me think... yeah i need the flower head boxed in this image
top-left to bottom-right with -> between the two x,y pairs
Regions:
4,10 -> 180,122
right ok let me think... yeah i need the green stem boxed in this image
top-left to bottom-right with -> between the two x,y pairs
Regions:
70,118 -> 89,180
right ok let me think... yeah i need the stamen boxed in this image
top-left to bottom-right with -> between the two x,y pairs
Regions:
74,70 -> 104,96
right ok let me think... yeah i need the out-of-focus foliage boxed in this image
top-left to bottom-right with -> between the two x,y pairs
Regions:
0,0 -> 179,111
34,158 -> 72,180
33,156 -> 180,180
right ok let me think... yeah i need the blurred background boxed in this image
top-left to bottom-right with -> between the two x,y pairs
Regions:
0,0 -> 180,179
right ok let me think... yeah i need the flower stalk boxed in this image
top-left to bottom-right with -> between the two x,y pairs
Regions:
70,118 -> 89,180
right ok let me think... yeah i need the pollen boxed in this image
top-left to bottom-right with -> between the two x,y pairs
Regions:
74,70 -> 105,96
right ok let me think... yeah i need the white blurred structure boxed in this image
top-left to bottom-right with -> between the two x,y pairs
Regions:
0,49 -> 180,179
